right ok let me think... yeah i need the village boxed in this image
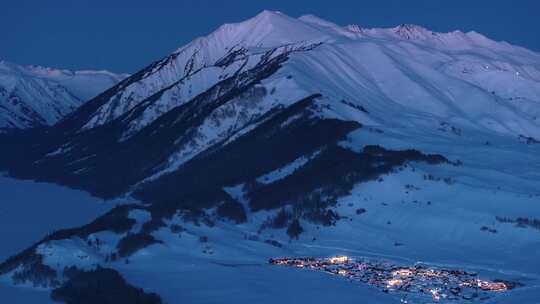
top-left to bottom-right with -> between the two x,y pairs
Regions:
269,256 -> 514,303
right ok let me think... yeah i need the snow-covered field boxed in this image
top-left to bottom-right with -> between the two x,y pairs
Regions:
113,163 -> 540,303
31,149 -> 538,303
4,118 -> 540,303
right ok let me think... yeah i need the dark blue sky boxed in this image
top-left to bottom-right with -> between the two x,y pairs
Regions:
2,0 -> 538,73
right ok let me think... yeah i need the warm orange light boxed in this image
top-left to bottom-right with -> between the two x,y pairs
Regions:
329,256 -> 349,264
386,278 -> 403,288
392,269 -> 413,277
476,280 -> 507,291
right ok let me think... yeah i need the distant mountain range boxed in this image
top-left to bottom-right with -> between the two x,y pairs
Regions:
0,60 -> 127,130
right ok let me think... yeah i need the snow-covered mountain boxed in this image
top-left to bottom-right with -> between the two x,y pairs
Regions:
5,10 -> 538,199
64,11 -> 540,137
0,60 -> 128,130
1,11 -> 540,304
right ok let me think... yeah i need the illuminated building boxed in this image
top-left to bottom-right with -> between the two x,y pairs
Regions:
386,278 -> 403,288
329,256 -> 349,264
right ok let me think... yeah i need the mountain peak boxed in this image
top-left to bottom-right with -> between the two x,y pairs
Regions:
253,9 -> 285,19
25,64 -> 73,78
239,9 -> 295,29
184,10 -> 327,51
392,23 -> 433,39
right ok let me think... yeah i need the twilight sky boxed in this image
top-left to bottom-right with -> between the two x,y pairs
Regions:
1,0 -> 538,73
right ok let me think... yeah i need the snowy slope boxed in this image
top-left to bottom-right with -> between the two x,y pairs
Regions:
0,60 -> 127,130
1,10 -> 540,304
68,10 -> 540,137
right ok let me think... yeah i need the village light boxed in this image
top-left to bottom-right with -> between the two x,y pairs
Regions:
476,280 -> 508,291
392,269 -> 413,277
270,256 -> 512,301
491,282 -> 508,291
430,288 -> 441,301
386,278 -> 403,288
329,256 -> 349,264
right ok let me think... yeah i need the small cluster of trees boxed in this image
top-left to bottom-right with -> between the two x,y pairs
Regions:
51,266 -> 161,304
217,200 -> 247,224
423,174 -> 456,184
480,226 -> 497,233
286,219 -> 304,239
11,254 -> 59,288
496,216 -> 540,231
